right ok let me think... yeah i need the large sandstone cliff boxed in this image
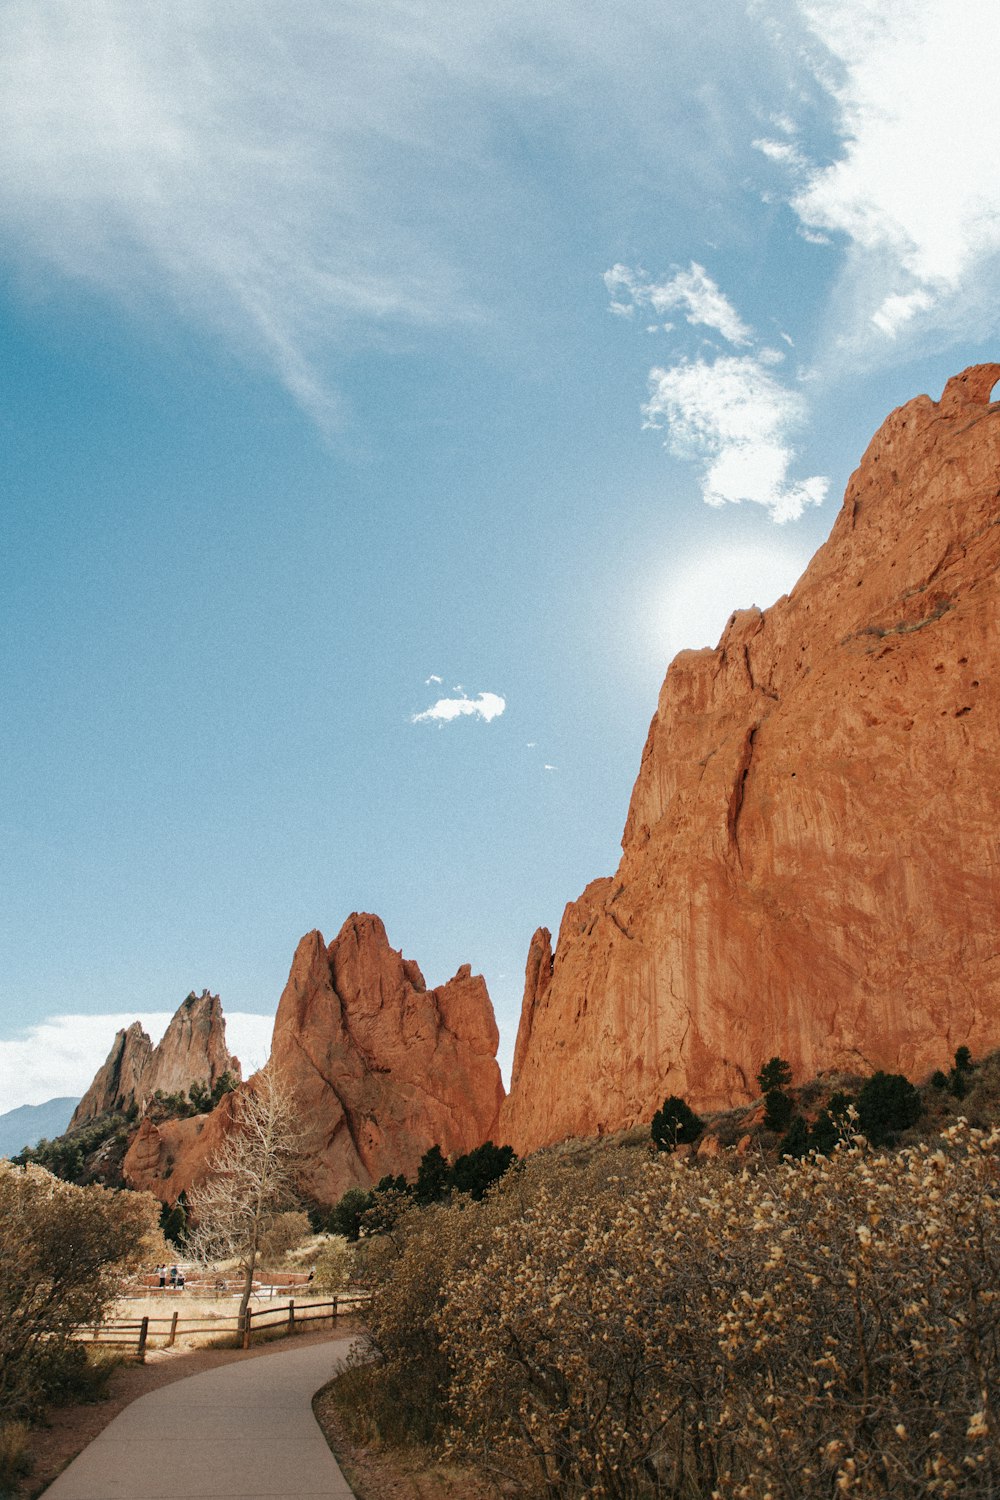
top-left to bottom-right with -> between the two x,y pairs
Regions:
125,914 -> 505,1206
500,364 -> 1000,1153
71,991 -> 240,1128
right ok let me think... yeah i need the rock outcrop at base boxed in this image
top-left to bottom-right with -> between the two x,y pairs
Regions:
270,913 -> 505,1206
122,1093 -> 240,1205
71,991 -> 240,1128
500,365 -> 1000,1153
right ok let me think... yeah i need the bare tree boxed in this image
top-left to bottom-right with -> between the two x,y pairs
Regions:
187,1063 -> 303,1336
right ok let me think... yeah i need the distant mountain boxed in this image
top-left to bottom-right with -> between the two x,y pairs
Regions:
0,1098 -> 79,1158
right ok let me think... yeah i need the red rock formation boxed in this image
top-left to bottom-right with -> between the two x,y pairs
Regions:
269,914 -> 505,1206
143,992 -> 240,1101
501,364 -> 1000,1153
71,992 -> 240,1128
125,914 -> 505,1207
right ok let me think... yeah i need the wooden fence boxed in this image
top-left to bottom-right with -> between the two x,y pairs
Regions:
74,1294 -> 369,1362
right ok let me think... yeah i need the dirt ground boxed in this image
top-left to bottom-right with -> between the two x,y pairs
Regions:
311,1388 -> 501,1500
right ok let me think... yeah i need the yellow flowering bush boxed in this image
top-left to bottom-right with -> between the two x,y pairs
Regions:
345,1126 -> 1000,1496
437,1126 -> 999,1497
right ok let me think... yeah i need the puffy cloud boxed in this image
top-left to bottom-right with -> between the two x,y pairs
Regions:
604,262 -> 752,345
778,0 -> 1000,352
0,1011 -> 275,1115
643,354 -> 828,522
411,690 -> 506,724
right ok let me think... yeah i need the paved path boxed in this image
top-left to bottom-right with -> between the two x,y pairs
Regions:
42,1338 -> 357,1499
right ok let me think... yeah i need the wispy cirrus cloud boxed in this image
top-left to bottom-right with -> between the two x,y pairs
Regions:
0,2 -> 772,428
412,690 -> 506,725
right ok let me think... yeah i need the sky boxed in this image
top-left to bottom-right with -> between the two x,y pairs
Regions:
3,0 -> 1000,1115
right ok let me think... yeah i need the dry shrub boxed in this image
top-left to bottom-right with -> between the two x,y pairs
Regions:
259,1210 -> 313,1267
0,1163 -> 161,1422
334,1152 -> 649,1452
312,1236 -> 353,1294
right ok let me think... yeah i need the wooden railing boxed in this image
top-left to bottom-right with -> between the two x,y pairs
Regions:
74,1294 -> 369,1361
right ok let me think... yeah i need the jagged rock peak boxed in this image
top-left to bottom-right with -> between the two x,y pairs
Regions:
501,365 -> 1000,1154
70,990 -> 241,1129
268,911 -> 505,1206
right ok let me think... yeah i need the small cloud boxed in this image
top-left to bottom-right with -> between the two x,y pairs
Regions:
752,136 -> 808,170
526,741 -> 537,748
871,288 -> 934,337
643,354 -> 828,523
425,674 -> 443,685
543,764 -> 558,771
412,690 -> 506,725
797,227 -> 832,246
604,262 -> 752,347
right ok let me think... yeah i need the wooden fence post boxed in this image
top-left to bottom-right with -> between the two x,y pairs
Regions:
167,1310 -> 179,1348
137,1318 -> 149,1363
242,1306 -> 252,1350
288,1299 -> 295,1335
331,1295 -> 338,1327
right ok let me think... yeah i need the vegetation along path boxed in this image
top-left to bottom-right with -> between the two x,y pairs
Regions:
41,1336 -> 358,1499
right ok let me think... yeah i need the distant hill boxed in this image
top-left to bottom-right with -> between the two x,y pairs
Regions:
0,1098 -> 79,1158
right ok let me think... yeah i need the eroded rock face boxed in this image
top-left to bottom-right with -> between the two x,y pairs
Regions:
71,992 -> 240,1128
270,913 -> 505,1206
70,1023 -> 154,1129
501,365 -> 1000,1153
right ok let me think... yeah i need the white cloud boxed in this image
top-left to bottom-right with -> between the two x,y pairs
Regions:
411,690 -> 506,724
870,289 -> 934,338
643,354 -> 828,522
425,674 -> 443,685
781,0 -> 1000,353
0,1012 -> 274,1116
543,764 -> 558,771
753,136 -> 809,174
604,262 -> 752,346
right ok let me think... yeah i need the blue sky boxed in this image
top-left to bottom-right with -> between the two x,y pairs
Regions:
2,0 -> 999,1113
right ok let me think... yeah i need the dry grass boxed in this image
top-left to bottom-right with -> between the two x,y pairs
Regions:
0,1420 -> 33,1491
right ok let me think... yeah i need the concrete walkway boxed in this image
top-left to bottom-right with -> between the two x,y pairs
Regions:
42,1337 -> 356,1499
